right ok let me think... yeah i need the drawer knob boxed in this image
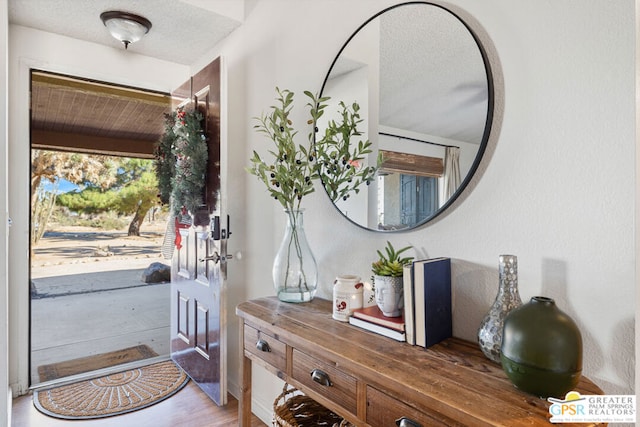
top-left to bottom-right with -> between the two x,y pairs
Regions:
396,417 -> 422,427
256,339 -> 271,352
310,369 -> 332,387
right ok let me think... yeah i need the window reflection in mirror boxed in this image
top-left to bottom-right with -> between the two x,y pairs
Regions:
319,2 -> 493,231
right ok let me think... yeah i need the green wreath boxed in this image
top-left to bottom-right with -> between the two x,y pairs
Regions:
154,108 -> 208,216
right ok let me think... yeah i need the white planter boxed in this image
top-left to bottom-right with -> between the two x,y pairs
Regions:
374,275 -> 404,317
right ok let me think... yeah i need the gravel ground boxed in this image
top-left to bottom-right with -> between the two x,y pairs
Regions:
31,221 -> 169,279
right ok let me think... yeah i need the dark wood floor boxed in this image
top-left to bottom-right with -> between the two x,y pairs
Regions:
12,381 -> 266,427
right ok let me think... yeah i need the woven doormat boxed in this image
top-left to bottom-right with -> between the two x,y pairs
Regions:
37,344 -> 158,383
34,360 -> 189,419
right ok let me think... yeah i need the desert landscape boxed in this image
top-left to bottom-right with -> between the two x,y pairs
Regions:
31,219 -> 168,279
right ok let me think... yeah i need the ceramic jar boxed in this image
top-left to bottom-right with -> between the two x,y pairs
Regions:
373,275 -> 404,317
501,296 -> 583,398
332,275 -> 364,322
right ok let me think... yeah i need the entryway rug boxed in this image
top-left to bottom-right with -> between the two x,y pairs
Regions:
37,344 -> 158,383
33,360 -> 189,419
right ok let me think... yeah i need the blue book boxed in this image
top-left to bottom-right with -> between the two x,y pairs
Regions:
413,257 -> 451,348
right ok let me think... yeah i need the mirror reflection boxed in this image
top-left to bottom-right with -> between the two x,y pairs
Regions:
319,2 -> 493,231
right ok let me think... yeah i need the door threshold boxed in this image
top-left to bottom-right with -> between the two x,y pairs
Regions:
29,354 -> 170,391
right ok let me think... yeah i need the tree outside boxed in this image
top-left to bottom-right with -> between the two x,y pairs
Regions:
31,150 -> 163,245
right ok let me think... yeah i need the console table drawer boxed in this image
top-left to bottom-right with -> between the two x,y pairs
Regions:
292,349 -> 357,414
243,324 -> 286,372
367,386 -> 461,427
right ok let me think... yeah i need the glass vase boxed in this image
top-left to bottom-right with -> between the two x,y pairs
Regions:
272,209 -> 318,302
477,254 -> 522,363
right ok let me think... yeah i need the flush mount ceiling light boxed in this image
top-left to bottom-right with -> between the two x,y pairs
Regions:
100,11 -> 152,49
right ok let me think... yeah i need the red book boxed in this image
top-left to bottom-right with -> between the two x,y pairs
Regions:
351,306 -> 405,332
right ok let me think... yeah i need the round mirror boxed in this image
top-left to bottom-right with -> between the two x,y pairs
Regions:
318,2 -> 494,231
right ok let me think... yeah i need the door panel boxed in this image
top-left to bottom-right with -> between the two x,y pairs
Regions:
170,57 -> 227,405
400,174 -> 438,226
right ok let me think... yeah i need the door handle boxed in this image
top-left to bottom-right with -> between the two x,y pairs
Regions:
199,252 -> 220,263
199,252 -> 235,263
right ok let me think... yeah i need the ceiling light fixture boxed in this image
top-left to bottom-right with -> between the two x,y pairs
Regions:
100,11 -> 152,50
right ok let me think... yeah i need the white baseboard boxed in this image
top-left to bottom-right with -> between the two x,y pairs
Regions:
3,386 -> 12,427
227,377 -> 274,425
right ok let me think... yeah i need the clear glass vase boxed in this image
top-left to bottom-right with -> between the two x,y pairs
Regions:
477,254 -> 522,363
272,209 -> 317,302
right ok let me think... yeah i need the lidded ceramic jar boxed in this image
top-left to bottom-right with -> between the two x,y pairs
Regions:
501,296 -> 583,398
332,275 -> 364,322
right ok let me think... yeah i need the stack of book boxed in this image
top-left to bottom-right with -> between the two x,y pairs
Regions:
348,257 -> 452,348
348,305 -> 406,341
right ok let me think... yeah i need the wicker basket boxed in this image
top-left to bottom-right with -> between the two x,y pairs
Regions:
273,383 -> 351,427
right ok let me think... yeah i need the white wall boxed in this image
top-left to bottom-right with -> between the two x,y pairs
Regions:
6,0 -> 636,425
1,0 -> 9,425
195,0 -> 635,421
636,0 -> 640,411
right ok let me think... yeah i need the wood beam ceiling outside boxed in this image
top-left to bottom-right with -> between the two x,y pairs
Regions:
31,70 -> 171,158
31,71 -> 171,107
31,130 -> 155,159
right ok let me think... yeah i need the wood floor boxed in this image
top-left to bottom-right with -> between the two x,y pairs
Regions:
12,381 -> 266,427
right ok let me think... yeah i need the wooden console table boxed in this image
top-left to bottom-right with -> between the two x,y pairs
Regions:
237,297 -> 604,426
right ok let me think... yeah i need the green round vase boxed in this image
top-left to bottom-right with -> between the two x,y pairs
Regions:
500,296 -> 582,398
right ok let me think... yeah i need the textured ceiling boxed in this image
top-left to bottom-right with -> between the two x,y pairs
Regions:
8,0 -> 242,65
378,4 -> 488,144
327,3 -> 489,145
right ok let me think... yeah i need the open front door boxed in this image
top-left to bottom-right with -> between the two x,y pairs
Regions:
170,57 -> 229,405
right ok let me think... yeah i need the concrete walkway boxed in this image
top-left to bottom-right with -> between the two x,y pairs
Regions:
31,257 -> 166,297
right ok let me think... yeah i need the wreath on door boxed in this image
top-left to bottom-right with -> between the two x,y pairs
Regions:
154,107 -> 208,216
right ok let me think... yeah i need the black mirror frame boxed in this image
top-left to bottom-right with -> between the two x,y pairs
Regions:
318,1 -> 495,232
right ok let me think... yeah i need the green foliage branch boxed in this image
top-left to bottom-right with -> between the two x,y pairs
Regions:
313,100 -> 381,203
246,87 -> 381,213
154,114 -> 176,205
248,88 -> 313,213
154,108 -> 208,216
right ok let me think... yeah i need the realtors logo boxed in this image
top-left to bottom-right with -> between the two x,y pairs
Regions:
548,391 -> 636,423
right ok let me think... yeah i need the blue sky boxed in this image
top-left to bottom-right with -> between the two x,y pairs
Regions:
41,178 -> 79,194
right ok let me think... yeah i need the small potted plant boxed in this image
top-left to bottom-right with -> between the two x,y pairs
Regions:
371,241 -> 414,317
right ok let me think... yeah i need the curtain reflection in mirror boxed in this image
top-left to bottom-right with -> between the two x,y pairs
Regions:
443,147 -> 461,200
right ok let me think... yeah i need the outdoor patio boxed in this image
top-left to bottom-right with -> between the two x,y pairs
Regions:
29,227 -> 170,385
